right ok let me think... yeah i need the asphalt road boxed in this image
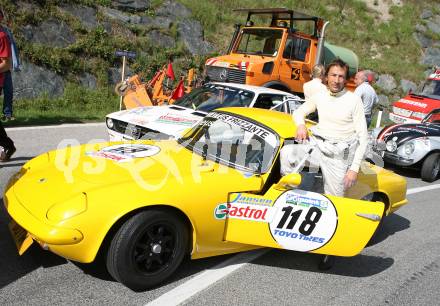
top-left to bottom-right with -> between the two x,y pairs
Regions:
1,123 -> 439,306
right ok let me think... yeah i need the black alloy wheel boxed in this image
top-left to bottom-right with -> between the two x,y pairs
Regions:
106,210 -> 189,291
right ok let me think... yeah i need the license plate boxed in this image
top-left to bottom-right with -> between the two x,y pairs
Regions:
389,113 -> 407,124
8,220 -> 33,255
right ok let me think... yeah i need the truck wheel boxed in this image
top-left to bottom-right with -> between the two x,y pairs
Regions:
421,153 -> 440,182
106,210 -> 189,291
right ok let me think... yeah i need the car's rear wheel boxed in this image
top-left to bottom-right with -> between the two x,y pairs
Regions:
421,153 -> 440,182
106,210 -> 189,291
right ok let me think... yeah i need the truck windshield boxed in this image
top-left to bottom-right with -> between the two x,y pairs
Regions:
235,28 -> 283,57
174,84 -> 255,112
418,79 -> 440,99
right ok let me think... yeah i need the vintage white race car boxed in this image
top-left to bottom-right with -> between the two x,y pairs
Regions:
106,83 -> 303,141
371,108 -> 440,182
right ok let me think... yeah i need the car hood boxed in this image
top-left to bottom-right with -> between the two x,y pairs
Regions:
10,140 -> 232,221
378,123 -> 440,146
108,105 -> 205,138
393,95 -> 440,113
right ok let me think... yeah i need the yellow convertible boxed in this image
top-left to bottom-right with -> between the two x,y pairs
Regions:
4,108 -> 407,291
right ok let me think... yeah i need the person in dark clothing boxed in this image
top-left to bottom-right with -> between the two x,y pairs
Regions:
0,120 -> 15,161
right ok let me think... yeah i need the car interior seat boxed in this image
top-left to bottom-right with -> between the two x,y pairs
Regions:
254,97 -> 274,110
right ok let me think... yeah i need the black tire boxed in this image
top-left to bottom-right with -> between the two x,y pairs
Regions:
421,153 -> 440,182
106,210 -> 189,291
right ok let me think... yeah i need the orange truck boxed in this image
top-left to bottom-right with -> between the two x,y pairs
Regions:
389,68 -> 440,124
204,8 -> 359,95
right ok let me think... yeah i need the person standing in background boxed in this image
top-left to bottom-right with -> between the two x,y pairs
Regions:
0,7 -> 15,161
0,8 -> 19,121
303,64 -> 326,101
354,70 -> 378,128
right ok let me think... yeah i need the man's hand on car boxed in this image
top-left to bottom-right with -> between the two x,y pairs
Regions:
295,124 -> 308,142
344,170 -> 358,190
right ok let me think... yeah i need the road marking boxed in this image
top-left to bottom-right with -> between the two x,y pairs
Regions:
146,183 -> 440,306
145,249 -> 269,306
5,122 -> 105,131
407,183 -> 440,195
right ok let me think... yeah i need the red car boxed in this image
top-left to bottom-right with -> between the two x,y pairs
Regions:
390,68 -> 440,124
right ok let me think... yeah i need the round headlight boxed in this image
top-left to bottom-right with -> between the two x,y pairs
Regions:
386,140 -> 397,152
106,118 -> 114,129
404,142 -> 415,155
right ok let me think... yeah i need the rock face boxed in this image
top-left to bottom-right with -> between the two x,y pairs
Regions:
421,47 -> 440,66
11,61 -> 65,99
156,0 -> 192,18
108,67 -> 133,85
8,1 -> 438,105
377,94 -> 390,108
414,10 -> 440,65
59,5 -> 98,31
400,79 -> 417,94
78,73 -> 98,90
178,20 -> 214,55
148,30 -> 176,48
376,74 -> 397,93
112,0 -> 150,12
22,19 -> 76,48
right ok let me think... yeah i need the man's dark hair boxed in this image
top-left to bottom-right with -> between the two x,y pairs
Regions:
325,58 -> 349,79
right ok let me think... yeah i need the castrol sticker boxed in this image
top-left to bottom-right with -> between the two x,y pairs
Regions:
227,202 -> 277,222
268,190 -> 337,252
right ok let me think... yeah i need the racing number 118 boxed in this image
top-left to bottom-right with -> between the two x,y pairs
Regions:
276,206 -> 322,236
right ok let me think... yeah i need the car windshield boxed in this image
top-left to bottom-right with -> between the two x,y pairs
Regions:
174,84 -> 255,112
178,112 -> 279,173
235,28 -> 283,56
418,79 -> 440,99
422,109 -> 440,124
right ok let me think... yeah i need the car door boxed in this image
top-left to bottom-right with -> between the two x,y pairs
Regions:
224,181 -> 384,256
278,35 -> 312,93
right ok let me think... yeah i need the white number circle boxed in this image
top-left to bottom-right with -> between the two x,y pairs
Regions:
269,190 -> 338,252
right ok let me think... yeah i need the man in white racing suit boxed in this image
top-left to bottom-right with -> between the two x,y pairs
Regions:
282,58 -> 368,197
280,59 -> 369,269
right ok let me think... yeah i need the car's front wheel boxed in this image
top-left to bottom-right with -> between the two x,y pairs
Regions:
421,153 -> 440,182
106,209 -> 189,291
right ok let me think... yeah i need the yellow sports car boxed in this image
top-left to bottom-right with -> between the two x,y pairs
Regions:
4,108 -> 407,291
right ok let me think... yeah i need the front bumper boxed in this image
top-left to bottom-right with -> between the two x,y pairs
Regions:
3,188 -> 103,263
4,190 -> 84,246
383,152 -> 415,166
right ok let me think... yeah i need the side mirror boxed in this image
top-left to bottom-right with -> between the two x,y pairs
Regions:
275,173 -> 302,190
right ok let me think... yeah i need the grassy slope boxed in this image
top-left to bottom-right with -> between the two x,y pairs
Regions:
2,0 -> 438,126
181,0 -> 435,82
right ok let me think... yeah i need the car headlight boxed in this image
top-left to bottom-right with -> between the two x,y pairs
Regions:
404,142 -> 415,155
106,118 -> 114,129
47,193 -> 87,222
386,139 -> 397,152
